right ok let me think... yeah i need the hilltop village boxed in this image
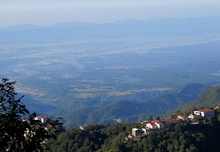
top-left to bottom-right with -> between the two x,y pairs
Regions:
45,106 -> 220,152
131,108 -> 216,137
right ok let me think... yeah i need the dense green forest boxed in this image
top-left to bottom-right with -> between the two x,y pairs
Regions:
45,85 -> 220,152
46,111 -> 220,152
56,83 -> 208,128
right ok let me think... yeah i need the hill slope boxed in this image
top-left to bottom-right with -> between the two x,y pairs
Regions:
163,85 -> 220,117
60,83 -> 207,128
191,86 -> 220,107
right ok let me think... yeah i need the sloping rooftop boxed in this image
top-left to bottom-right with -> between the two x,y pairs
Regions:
36,116 -> 48,119
161,118 -> 177,123
199,108 -> 213,113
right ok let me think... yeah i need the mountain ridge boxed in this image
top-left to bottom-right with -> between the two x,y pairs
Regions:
56,83 -> 208,128
1,16 -> 220,44
163,85 -> 220,118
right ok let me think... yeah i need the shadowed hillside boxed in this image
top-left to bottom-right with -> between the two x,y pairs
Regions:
163,85 -> 220,117
59,83 -> 207,128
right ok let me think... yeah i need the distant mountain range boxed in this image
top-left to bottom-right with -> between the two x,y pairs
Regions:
1,17 -> 220,44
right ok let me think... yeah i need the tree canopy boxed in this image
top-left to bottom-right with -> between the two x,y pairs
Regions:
0,78 -> 63,151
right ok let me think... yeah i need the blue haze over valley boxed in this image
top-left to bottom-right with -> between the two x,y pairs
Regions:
1,0 -> 220,128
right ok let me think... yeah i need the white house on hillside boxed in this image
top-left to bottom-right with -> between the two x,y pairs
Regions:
34,116 -> 48,123
194,108 -> 214,118
141,120 -> 164,135
146,120 -> 163,129
188,114 -> 194,119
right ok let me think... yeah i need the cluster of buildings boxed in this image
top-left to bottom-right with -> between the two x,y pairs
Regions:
23,115 -> 48,138
132,108 -> 215,137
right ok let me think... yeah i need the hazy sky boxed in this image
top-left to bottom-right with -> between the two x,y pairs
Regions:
1,0 -> 220,27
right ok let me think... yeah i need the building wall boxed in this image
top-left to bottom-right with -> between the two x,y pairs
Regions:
132,128 -> 143,136
146,124 -> 153,129
194,111 -> 200,116
132,128 -> 138,136
201,111 -> 214,118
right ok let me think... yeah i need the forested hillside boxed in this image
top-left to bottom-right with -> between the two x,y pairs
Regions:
164,85 -> 220,117
190,86 -> 220,107
58,83 -> 207,128
46,110 -> 220,152
45,85 -> 220,152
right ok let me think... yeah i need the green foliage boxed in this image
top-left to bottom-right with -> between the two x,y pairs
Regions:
63,83 -> 207,128
46,117 -> 220,152
192,86 -> 220,108
164,85 -> 220,118
46,123 -> 140,152
147,116 -> 153,122
0,78 -> 63,151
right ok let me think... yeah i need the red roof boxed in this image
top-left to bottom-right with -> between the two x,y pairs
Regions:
161,118 -> 177,123
178,115 -> 188,120
199,108 -> 213,113
178,115 -> 185,118
36,116 -> 47,119
152,120 -> 160,123
150,122 -> 157,127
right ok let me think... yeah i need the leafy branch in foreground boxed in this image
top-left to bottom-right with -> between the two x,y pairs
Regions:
0,78 -> 63,152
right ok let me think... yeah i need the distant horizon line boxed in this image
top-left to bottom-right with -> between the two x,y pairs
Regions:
1,15 -> 220,29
